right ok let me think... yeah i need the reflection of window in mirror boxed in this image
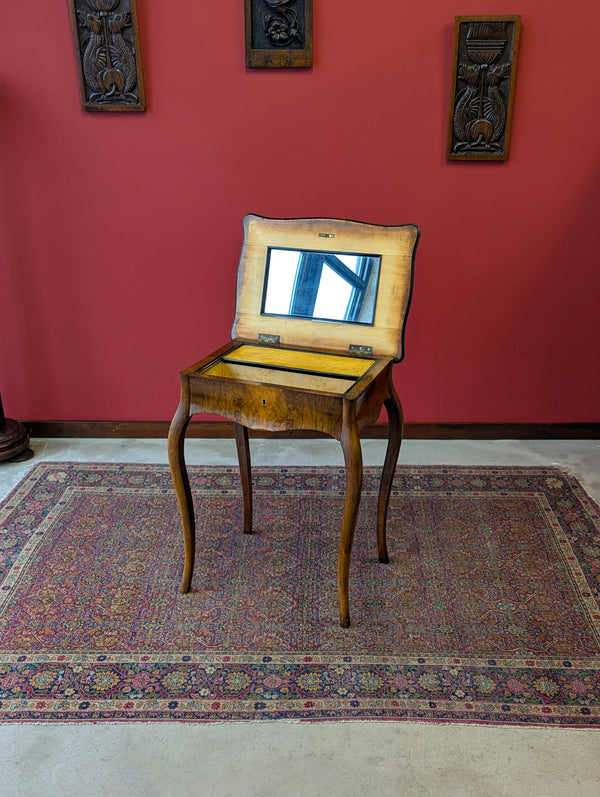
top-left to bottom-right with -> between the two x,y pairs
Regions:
262,248 -> 381,325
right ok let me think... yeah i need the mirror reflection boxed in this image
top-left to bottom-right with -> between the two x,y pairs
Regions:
262,248 -> 381,324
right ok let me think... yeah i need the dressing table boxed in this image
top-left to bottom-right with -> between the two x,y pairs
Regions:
168,214 -> 420,627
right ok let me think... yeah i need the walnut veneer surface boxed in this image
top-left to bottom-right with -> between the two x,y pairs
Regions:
168,215 -> 420,627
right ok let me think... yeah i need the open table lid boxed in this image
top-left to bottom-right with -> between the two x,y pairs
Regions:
231,214 -> 420,362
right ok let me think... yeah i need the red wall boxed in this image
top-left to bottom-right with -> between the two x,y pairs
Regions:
2,1 -> 599,424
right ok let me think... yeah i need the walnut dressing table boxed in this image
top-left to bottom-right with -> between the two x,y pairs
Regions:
168,215 -> 420,627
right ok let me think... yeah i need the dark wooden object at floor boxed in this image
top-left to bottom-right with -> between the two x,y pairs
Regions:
0,393 -> 33,462
168,215 -> 420,627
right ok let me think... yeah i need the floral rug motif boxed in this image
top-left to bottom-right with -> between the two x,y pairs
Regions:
1,462 -> 599,725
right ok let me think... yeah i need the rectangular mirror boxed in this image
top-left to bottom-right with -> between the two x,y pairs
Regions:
261,247 -> 381,324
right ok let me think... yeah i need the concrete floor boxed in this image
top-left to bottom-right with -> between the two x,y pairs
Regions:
1,437 -> 600,796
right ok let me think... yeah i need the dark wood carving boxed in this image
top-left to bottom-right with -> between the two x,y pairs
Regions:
245,0 -> 312,68
447,16 -> 521,161
69,0 -> 145,112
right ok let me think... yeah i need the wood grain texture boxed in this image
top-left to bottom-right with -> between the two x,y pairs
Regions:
202,361 -> 356,395
231,215 -> 419,361
169,357 -> 401,628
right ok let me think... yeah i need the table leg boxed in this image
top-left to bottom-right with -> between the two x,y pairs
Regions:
234,422 -> 253,534
167,397 -> 195,594
338,408 -> 363,628
376,372 -> 403,564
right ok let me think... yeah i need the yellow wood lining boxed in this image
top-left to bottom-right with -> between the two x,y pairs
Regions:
223,344 -> 374,377
201,361 -> 355,395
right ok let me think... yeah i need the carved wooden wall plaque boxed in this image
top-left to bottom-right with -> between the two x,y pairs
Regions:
447,16 -> 521,161
69,0 -> 146,112
245,0 -> 312,68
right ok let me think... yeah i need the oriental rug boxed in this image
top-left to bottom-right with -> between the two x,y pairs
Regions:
1,462 -> 599,726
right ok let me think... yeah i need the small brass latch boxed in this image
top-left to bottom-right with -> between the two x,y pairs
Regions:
349,344 -> 373,356
258,334 -> 280,345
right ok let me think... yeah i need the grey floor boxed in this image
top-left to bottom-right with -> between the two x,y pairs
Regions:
1,437 -> 600,797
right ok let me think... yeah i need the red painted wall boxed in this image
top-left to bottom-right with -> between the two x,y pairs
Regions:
1,1 -> 599,424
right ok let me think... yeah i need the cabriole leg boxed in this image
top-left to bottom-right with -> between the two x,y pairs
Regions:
234,422 -> 253,534
338,410 -> 363,628
167,396 -> 195,594
377,372 -> 403,564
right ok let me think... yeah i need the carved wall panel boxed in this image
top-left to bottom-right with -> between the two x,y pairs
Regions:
69,0 -> 146,112
245,0 -> 312,68
447,16 -> 521,161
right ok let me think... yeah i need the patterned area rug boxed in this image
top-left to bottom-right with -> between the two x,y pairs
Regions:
1,462 -> 599,725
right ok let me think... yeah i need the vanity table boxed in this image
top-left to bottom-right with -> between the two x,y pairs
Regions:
168,215 -> 419,627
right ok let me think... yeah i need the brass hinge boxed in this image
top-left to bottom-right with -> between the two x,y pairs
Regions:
349,344 -> 373,356
258,333 -> 280,345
